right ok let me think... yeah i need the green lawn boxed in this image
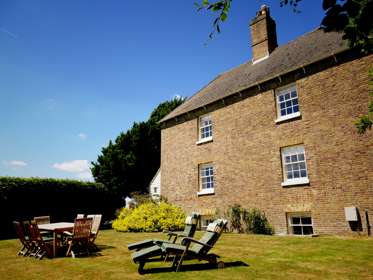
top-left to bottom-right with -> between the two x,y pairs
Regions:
1,230 -> 372,280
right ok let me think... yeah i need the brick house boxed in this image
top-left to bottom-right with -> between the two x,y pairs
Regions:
159,6 -> 373,235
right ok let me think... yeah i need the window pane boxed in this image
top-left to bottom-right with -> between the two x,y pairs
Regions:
293,99 -> 298,105
280,102 -> 285,109
291,155 -> 297,162
298,154 -> 305,161
291,91 -> 297,98
287,108 -> 293,114
300,170 -> 307,177
287,172 -> 293,179
293,163 -> 300,170
279,95 -> 284,102
286,100 -> 292,107
292,226 -> 302,235
285,93 -> 290,100
281,109 -> 286,116
293,105 -> 299,112
286,165 -> 292,172
302,226 -> 314,235
299,162 -> 306,169
301,217 -> 312,225
285,156 -> 291,163
292,217 -> 300,224
293,171 -> 300,178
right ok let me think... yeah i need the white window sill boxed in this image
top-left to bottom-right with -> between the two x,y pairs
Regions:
196,136 -> 213,145
197,189 -> 215,196
275,111 -> 301,123
281,178 -> 309,187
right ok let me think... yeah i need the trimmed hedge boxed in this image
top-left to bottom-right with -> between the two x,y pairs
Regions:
0,177 -> 121,239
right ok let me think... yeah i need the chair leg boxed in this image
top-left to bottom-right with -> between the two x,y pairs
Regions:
176,250 -> 187,272
138,261 -> 145,275
66,242 -> 73,257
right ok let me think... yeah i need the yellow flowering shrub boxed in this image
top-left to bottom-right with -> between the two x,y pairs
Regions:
112,201 -> 185,232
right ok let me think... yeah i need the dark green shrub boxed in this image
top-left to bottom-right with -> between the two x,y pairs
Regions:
242,208 -> 273,235
228,204 -> 243,233
227,204 -> 273,235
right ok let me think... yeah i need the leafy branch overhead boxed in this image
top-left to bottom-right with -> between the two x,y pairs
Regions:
321,0 -> 373,53
195,0 -> 232,38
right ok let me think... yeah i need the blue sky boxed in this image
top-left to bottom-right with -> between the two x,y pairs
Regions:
0,0 -> 324,181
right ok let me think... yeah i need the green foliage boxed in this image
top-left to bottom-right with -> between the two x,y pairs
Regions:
228,204 -> 243,232
242,208 -> 274,235
356,66 -> 373,133
321,0 -> 373,53
112,201 -> 186,232
227,204 -> 273,235
0,176 -> 120,238
195,0 -> 232,38
91,97 -> 185,196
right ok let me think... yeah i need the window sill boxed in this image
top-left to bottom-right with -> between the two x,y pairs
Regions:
197,189 -> 215,196
281,178 -> 309,187
196,136 -> 213,145
275,111 -> 301,124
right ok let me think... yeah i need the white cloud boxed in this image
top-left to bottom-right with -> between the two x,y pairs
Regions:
5,160 -> 28,167
53,160 -> 93,181
78,133 -> 87,140
53,160 -> 89,173
77,171 -> 94,181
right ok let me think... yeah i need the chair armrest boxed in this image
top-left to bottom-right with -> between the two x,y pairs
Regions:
63,231 -> 73,236
181,237 -> 213,249
163,230 -> 185,242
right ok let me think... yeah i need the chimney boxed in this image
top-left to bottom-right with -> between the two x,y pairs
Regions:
250,5 -> 278,63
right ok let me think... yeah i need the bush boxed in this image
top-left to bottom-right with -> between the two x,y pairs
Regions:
242,208 -> 273,235
228,204 -> 243,233
227,205 -> 273,235
112,201 -> 185,232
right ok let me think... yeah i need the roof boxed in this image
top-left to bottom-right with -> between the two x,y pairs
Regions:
160,29 -> 349,123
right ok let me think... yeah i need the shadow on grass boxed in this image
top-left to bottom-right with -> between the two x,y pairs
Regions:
95,244 -> 115,251
55,244 -> 115,258
142,261 -> 249,274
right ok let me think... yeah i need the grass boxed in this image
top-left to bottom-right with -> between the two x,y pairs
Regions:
1,230 -> 373,280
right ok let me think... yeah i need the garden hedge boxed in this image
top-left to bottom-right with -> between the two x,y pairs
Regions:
0,177 -> 121,239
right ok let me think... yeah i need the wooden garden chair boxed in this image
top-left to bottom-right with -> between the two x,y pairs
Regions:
63,217 -> 93,258
13,221 -> 33,256
87,214 -> 102,250
33,216 -> 50,225
28,221 -> 54,259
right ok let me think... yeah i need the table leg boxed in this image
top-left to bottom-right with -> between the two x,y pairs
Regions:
53,231 -> 56,257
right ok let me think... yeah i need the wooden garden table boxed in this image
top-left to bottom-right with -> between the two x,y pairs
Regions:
38,222 -> 74,257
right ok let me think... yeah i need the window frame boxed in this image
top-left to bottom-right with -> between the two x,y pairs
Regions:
275,84 -> 301,123
287,212 -> 314,236
281,145 -> 310,187
197,163 -> 215,196
196,115 -> 213,145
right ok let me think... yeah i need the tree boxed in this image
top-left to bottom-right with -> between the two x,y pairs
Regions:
196,0 -> 373,133
91,97 -> 185,197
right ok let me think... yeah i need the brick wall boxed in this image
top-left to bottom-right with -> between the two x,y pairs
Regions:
161,54 -> 373,235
